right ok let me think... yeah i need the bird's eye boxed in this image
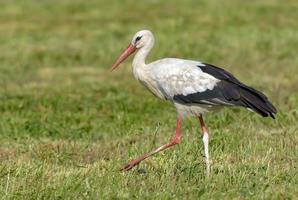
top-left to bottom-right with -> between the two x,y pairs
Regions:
135,36 -> 142,43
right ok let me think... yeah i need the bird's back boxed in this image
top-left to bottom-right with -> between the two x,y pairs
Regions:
148,58 -> 277,118
149,58 -> 219,100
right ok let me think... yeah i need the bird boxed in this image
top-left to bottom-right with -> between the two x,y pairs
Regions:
111,30 -> 277,173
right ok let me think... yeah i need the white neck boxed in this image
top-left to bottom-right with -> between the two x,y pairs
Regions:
132,38 -> 154,69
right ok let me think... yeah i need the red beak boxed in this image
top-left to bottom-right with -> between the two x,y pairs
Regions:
111,44 -> 137,71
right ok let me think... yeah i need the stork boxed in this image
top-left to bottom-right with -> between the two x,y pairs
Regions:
111,30 -> 277,173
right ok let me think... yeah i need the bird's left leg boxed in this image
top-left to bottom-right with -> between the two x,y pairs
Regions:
121,115 -> 182,171
198,115 -> 210,175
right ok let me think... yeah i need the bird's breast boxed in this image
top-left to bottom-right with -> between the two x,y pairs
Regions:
133,66 -> 166,100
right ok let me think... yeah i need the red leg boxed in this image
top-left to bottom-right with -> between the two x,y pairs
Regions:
198,114 -> 210,175
121,115 -> 182,171
198,115 -> 208,133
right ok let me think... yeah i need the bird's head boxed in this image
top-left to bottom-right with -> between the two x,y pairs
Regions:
111,30 -> 154,71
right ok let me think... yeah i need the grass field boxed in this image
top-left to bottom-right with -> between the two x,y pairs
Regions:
0,0 -> 298,199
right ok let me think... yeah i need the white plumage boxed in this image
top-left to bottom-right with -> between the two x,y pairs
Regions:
151,59 -> 219,96
137,58 -> 221,117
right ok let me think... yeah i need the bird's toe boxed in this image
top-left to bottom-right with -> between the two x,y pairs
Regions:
120,159 -> 141,171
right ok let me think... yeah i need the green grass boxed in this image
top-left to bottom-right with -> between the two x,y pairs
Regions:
0,0 -> 297,199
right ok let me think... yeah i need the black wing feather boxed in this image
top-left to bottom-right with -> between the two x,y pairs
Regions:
173,63 -> 277,118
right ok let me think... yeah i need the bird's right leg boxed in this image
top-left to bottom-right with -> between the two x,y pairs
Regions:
121,115 -> 182,171
198,115 -> 210,175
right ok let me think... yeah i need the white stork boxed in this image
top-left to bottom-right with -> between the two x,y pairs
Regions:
111,30 -> 277,173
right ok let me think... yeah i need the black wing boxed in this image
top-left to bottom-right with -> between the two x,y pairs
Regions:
173,63 -> 277,118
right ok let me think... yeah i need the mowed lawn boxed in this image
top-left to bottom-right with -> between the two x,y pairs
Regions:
0,0 -> 297,199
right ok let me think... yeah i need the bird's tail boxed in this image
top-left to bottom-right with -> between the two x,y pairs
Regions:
239,86 -> 277,119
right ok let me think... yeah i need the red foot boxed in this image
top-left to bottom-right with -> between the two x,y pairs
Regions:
120,158 -> 142,171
